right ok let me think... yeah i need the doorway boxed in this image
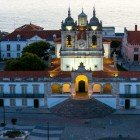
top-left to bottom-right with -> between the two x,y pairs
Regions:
125,99 -> 130,109
78,80 -> 85,93
34,99 -> 39,108
134,54 -> 138,61
0,99 -> 4,107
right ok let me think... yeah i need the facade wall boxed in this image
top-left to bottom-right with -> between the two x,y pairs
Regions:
0,41 -> 27,59
0,79 -> 140,109
0,38 -> 56,59
61,57 -> 103,71
0,82 -> 45,94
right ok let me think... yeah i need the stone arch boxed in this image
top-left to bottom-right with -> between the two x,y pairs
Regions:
93,83 -> 102,94
51,83 -> 61,94
103,83 -> 112,94
75,75 -> 88,93
62,83 -> 71,93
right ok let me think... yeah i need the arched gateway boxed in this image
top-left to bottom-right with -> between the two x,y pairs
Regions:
75,75 -> 88,93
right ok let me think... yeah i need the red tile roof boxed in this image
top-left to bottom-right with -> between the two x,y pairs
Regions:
2,30 -> 61,41
0,71 -> 140,79
15,24 -> 44,31
127,31 -> 140,45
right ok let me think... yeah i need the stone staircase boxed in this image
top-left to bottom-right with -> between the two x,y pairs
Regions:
50,98 -> 115,119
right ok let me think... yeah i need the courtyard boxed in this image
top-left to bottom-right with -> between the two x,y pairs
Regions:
0,108 -> 140,140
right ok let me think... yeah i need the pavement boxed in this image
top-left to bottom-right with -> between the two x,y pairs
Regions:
114,109 -> 140,115
0,124 -> 64,140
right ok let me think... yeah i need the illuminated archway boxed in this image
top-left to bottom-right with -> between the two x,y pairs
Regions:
103,83 -> 112,94
75,75 -> 88,93
62,83 -> 71,93
93,84 -> 102,94
51,84 -> 61,94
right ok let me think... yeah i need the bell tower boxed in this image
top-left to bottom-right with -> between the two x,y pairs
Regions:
60,8 -> 104,71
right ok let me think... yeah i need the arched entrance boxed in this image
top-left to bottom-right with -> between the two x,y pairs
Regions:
93,84 -> 102,94
75,75 -> 88,93
51,84 -> 61,94
62,83 -> 71,93
103,83 -> 112,94
79,80 -> 85,93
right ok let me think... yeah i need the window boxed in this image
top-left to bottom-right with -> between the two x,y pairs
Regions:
33,85 -> 39,94
134,48 -> 139,52
95,65 -> 98,68
136,85 -> 140,94
22,99 -> 27,106
10,99 -> 15,106
7,44 -> 10,51
21,85 -> 27,94
66,65 -> 69,68
0,85 -> 4,94
17,44 -> 20,51
17,53 -> 20,58
7,53 -> 11,58
125,85 -> 131,94
9,85 -> 16,94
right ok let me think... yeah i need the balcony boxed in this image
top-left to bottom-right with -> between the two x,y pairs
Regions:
0,93 -> 44,98
120,94 -> 140,98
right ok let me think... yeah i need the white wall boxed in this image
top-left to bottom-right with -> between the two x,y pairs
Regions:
61,57 -> 103,71
0,36 -> 56,59
119,82 -> 140,94
1,82 -> 45,94
0,41 -> 27,59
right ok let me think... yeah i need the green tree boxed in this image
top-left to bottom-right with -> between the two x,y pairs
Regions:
5,53 -> 47,71
22,41 -> 51,58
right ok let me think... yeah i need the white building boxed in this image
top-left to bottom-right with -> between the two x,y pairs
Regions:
0,68 -> 140,109
0,24 -> 61,59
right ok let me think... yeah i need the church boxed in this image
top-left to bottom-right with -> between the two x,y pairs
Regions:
0,8 -> 140,111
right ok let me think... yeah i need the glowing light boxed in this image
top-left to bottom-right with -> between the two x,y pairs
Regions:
66,26 -> 72,31
91,26 -> 97,30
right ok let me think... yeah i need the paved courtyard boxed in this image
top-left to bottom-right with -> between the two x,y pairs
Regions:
0,109 -> 140,140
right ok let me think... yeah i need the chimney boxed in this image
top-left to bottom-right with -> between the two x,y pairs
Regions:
135,25 -> 138,31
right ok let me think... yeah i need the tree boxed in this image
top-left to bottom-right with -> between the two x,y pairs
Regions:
5,53 -> 47,71
22,41 -> 51,58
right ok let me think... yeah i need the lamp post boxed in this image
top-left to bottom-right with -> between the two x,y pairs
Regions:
47,122 -> 50,140
0,99 -> 6,127
3,105 -> 6,126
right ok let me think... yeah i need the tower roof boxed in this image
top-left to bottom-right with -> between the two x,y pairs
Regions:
78,8 -> 87,18
89,7 -> 100,26
64,7 -> 74,25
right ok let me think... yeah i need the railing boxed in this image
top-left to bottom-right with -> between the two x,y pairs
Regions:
0,93 -> 44,98
120,94 -> 140,98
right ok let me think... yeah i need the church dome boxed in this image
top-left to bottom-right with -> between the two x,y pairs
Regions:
64,8 -> 74,26
89,8 -> 100,26
65,16 -> 74,25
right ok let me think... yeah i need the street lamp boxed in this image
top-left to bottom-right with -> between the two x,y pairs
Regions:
47,122 -> 50,140
0,99 -> 6,127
